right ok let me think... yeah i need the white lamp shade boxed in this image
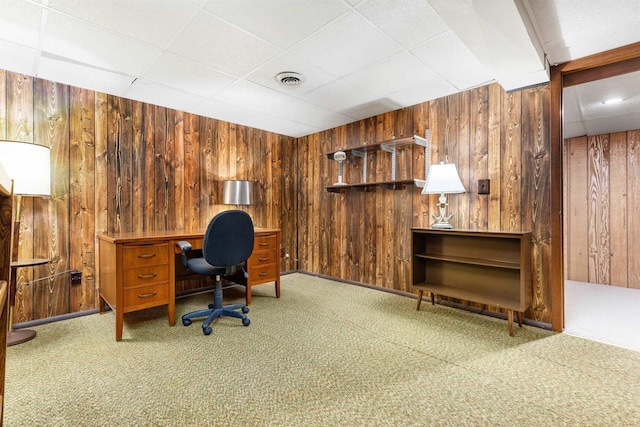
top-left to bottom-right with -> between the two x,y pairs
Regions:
222,180 -> 252,205
421,162 -> 466,195
0,140 -> 51,196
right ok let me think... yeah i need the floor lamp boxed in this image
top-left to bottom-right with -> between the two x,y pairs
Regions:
0,140 -> 51,345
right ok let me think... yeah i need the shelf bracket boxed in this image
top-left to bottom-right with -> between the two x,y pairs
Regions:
380,144 -> 397,180
352,149 -> 368,183
413,131 -> 430,188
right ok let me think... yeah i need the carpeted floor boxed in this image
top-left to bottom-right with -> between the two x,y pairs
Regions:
5,273 -> 640,426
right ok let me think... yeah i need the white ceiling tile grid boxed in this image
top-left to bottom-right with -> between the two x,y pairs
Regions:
0,0 -> 636,137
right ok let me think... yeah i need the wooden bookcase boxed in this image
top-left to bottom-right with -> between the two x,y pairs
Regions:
411,228 -> 532,336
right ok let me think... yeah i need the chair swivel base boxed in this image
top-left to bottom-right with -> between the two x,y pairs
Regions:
182,303 -> 250,335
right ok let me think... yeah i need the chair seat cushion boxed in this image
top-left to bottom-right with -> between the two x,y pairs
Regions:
186,258 -> 242,276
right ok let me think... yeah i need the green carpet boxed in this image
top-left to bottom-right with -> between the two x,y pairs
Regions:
5,273 -> 640,426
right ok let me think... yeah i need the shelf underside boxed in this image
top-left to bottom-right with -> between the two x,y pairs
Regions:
326,179 -> 415,193
413,282 -> 524,311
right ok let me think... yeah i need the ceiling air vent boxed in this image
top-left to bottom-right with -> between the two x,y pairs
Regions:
275,72 -> 305,87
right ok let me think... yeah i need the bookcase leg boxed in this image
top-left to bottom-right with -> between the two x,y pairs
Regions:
508,310 -> 514,336
416,290 -> 423,310
517,311 -> 523,327
431,293 -> 435,305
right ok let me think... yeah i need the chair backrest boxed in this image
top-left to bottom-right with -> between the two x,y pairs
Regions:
202,210 -> 254,267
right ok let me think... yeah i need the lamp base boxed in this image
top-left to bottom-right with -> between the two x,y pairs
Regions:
8,329 -> 36,346
431,222 -> 454,229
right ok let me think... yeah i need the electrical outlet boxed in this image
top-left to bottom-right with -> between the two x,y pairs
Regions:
478,179 -> 490,195
71,270 -> 82,285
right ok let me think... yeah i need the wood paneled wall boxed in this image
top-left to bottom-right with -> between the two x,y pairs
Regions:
0,70 -> 297,322
298,83 -> 553,323
1,68 -> 553,325
564,130 -> 640,288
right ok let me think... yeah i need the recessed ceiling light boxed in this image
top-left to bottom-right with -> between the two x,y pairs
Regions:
602,97 -> 624,105
275,72 -> 305,87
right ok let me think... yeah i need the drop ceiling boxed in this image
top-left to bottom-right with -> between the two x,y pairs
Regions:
0,0 -> 639,138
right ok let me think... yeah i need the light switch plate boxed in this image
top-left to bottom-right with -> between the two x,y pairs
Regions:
478,179 -> 490,195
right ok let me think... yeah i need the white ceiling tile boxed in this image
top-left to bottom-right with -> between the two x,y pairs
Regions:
356,0 -> 448,48
290,11 -> 403,77
212,80 -> 293,112
411,31 -> 493,91
343,98 -> 401,121
303,79 -> 379,115
0,39 -> 37,76
205,0 -> 348,49
585,112 -> 640,137
167,11 -> 282,77
47,0 -> 203,48
526,0 -> 640,65
42,10 -> 162,76
143,53 -> 237,98
124,79 -> 207,112
563,121 -> 587,139
188,98 -> 258,125
431,0 -> 546,90
344,51 -> 440,96
386,77 -> 458,108
575,72 -> 640,120
37,55 -> 135,96
268,98 -> 352,130
242,113 -> 321,138
245,52 -> 337,95
0,0 -> 43,48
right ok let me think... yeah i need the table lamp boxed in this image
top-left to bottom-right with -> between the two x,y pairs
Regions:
222,180 -> 252,205
0,140 -> 51,259
421,161 -> 466,229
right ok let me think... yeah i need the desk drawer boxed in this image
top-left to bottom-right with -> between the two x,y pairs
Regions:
123,283 -> 169,309
254,234 -> 277,251
249,248 -> 277,266
123,243 -> 169,267
248,263 -> 278,285
123,265 -> 169,287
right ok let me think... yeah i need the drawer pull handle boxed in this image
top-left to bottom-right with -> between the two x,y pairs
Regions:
259,272 -> 268,277
258,257 -> 269,262
137,273 -> 157,279
138,292 -> 157,298
258,242 -> 269,246
138,253 -> 156,259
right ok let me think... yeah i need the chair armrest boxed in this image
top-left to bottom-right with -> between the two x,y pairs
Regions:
176,241 -> 192,269
176,240 -> 192,252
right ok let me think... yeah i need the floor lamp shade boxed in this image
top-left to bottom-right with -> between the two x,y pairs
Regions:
0,140 -> 51,197
222,180 -> 252,205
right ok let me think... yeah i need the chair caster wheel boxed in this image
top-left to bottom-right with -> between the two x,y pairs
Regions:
182,318 -> 192,326
242,318 -> 250,326
242,306 -> 249,314
203,326 -> 212,335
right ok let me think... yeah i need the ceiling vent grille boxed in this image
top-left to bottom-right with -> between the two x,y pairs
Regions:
275,72 -> 305,87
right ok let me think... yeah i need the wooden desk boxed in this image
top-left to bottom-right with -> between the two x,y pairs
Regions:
98,228 -> 280,341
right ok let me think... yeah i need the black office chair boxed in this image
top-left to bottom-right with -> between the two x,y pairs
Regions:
177,210 -> 254,335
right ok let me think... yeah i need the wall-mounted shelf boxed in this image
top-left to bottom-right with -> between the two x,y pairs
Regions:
326,179 -> 415,193
326,135 -> 428,193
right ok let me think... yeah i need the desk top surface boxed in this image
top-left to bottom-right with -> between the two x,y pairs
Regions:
98,227 -> 279,244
